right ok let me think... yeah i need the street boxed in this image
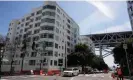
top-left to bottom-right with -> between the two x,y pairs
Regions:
1,73 -> 114,80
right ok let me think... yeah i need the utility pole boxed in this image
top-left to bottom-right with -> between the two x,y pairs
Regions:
123,44 -> 131,80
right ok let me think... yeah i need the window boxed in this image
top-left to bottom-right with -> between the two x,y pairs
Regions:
21,24 -> 24,27
57,8 -> 60,14
26,17 -> 30,21
29,60 -> 36,65
67,19 -> 70,23
41,18 -> 55,23
50,60 -> 53,66
55,43 -> 58,49
24,28 -> 28,32
62,46 -> 64,49
20,29 -> 23,33
48,34 -> 54,39
17,27 -> 19,30
67,48 -> 70,53
36,16 -> 41,21
41,25 -> 54,31
35,23 -> 40,27
43,5 -> 56,10
42,11 -> 55,17
67,24 -> 70,29
29,25 -> 33,28
40,33 -> 47,38
67,36 -> 70,40
34,29 -> 40,34
54,51 -> 58,57
67,30 -> 70,34
30,19 -> 34,22
56,28 -> 59,33
48,51 -> 53,56
54,60 -> 57,66
67,42 -> 70,47
31,52 -> 37,57
25,22 -> 29,26
31,13 -> 34,16
45,42 -> 53,47
36,10 -> 42,15
33,36 -> 39,41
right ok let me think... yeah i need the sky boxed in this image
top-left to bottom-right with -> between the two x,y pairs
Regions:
0,1 -> 132,67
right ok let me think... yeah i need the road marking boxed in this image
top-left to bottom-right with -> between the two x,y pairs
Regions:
0,79 -> 9,80
70,77 -> 75,80
85,74 -> 90,76
92,74 -> 96,77
101,76 -> 104,77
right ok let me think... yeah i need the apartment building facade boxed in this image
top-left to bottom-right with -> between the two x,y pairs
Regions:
2,1 -> 79,72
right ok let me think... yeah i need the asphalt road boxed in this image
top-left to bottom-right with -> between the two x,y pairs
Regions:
0,73 -> 124,80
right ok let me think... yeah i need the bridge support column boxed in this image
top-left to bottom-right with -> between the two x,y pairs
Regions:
99,44 -> 103,58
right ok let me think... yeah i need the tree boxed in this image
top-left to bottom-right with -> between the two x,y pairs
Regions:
0,34 -> 6,78
20,39 -> 27,72
112,39 -> 133,76
67,43 -> 95,72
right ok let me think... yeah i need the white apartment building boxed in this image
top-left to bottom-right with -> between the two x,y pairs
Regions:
127,1 -> 133,31
2,1 -> 79,72
79,36 -> 95,54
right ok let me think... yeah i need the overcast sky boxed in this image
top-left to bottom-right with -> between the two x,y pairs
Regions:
0,1 -> 132,67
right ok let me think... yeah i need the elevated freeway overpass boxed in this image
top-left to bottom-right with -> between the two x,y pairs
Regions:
83,31 -> 133,58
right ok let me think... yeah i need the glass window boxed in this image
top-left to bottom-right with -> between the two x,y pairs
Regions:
30,19 -> 34,22
56,21 -> 59,26
45,42 -> 53,47
31,52 -> 37,57
54,60 -> 57,66
67,36 -> 70,40
42,11 -> 55,17
36,10 -> 42,14
67,24 -> 70,29
36,16 -> 41,21
29,60 -> 36,65
67,19 -> 70,23
48,51 -> 53,56
34,29 -> 40,34
57,8 -> 60,14
29,25 -> 33,28
67,30 -> 70,34
20,29 -> 23,33
48,34 -> 54,39
26,17 -> 30,21
33,36 -> 39,41
54,51 -> 58,57
43,5 -> 56,10
50,60 -> 53,66
41,25 -> 54,31
35,23 -> 40,27
41,18 -> 55,23
55,43 -> 58,49
40,33 -> 47,38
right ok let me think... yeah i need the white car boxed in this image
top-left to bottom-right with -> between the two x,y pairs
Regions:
62,68 -> 79,76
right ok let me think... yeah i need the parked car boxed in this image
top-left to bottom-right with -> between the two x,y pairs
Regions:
62,68 -> 79,77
